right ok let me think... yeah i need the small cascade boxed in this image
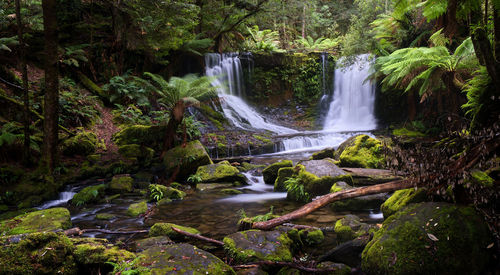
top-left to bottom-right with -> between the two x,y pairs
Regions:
205,53 -> 297,134
36,186 -> 78,209
278,132 -> 354,153
323,54 -> 377,131
218,172 -> 287,203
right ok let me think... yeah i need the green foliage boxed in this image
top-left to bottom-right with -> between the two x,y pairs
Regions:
103,73 -> 152,107
295,36 -> 339,52
0,36 -> 19,52
187,173 -> 202,184
180,37 -> 214,56
59,78 -> 100,127
285,177 -> 309,202
242,25 -> 283,53
112,104 -> 151,126
107,255 -> 149,275
180,115 -> 205,141
59,44 -> 89,67
462,67 -> 495,128
0,122 -> 40,153
149,184 -> 164,202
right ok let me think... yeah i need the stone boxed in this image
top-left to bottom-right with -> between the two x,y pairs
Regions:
362,202 -> 493,275
334,215 -> 376,242
127,201 -> 148,217
262,160 -> 293,185
149,184 -> 186,201
163,140 -> 213,181
380,188 -> 427,218
274,167 -> 294,191
223,230 -> 293,263
195,160 -> 245,183
0,207 -> 71,235
134,236 -> 173,252
112,124 -> 166,149
220,188 -> 243,195
71,184 -> 107,206
149,223 -> 200,240
95,213 -> 115,220
336,135 -> 386,169
62,130 -> 97,156
299,227 -> 324,246
311,147 -> 335,160
342,167 -> 402,186
118,144 -> 155,165
299,159 -> 346,178
316,262 -> 351,275
138,243 -> 234,274
319,234 -> 371,267
109,175 -> 134,193
72,238 -> 135,266
330,182 -> 388,211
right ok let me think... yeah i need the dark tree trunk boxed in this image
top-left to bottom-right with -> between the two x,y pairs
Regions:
42,0 -> 59,173
160,101 -> 185,158
15,0 -> 30,165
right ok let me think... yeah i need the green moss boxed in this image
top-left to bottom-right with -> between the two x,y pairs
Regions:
252,134 -> 272,144
380,188 -> 427,218
109,176 -> 133,193
195,161 -> 244,183
149,184 -> 186,201
127,201 -> 148,217
392,127 -> 426,137
163,140 -> 213,181
274,167 -> 294,191
73,240 -> 135,266
118,144 -> 154,166
311,147 -> 335,160
62,131 -> 97,156
96,213 -> 115,220
316,262 -> 351,275
238,162 -> 265,172
262,160 -> 293,184
0,207 -> 71,235
112,124 -> 166,149
87,154 -> 101,163
334,215 -> 373,242
220,188 -> 243,195
470,170 -> 494,187
361,202 -> 492,275
71,184 -> 107,206
338,135 -> 385,169
299,228 -> 324,246
149,223 -> 200,239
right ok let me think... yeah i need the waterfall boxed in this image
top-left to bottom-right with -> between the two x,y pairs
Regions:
323,54 -> 377,131
205,53 -> 297,134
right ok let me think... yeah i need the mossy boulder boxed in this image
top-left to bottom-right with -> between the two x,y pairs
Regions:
134,236 -> 173,252
0,207 -> 71,235
361,202 -> 493,275
299,227 -> 325,246
118,144 -> 155,165
334,215 -> 376,242
0,232 -> 76,274
112,124 -> 166,149
149,222 -> 200,240
262,160 -> 293,185
316,262 -> 351,275
139,243 -> 235,274
223,230 -> 293,263
337,135 -> 385,168
330,182 -> 388,211
274,167 -> 294,191
163,140 -> 213,181
95,213 -> 115,220
62,131 -> 97,156
320,235 -> 371,267
311,147 -> 335,160
380,188 -> 427,218
195,161 -> 245,183
220,188 -> 243,195
149,184 -> 186,201
71,184 -> 107,206
127,201 -> 148,217
72,238 -> 135,266
109,175 -> 134,193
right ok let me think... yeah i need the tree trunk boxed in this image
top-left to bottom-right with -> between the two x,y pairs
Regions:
160,101 -> 185,158
41,0 -> 59,173
15,0 -> 30,165
301,4 -> 306,39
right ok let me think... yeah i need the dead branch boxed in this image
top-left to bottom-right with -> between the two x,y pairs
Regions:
171,227 -> 224,246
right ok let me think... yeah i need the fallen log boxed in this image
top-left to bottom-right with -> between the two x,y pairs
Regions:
252,179 -> 415,230
171,226 -> 224,246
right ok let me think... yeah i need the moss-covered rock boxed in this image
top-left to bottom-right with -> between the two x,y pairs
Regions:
337,135 -> 385,169
134,236 -> 173,252
299,227 -> 324,246
361,202 -> 493,275
220,188 -> 243,195
62,131 -> 97,156
149,184 -> 186,201
0,232 -> 76,274
127,201 -> 148,217
149,223 -> 200,240
139,243 -> 235,274
223,230 -> 293,263
0,207 -> 71,235
73,238 -> 135,266
311,147 -> 335,160
262,160 -> 293,185
71,184 -> 107,206
380,188 -> 427,218
118,144 -> 155,166
195,161 -> 245,183
163,140 -> 213,181
330,182 -> 388,211
334,215 -> 376,242
95,213 -> 115,220
319,235 -> 371,267
109,175 -> 133,193
112,124 -> 166,149
274,167 -> 294,192
316,262 -> 351,275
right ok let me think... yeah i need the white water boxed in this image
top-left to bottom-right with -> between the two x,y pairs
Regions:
36,187 -> 78,209
323,54 -> 377,131
205,53 -> 297,134
218,172 -> 287,202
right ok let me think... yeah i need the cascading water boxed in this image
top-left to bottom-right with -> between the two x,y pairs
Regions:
205,53 -> 296,134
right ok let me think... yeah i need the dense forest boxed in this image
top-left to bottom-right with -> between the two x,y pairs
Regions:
0,0 -> 499,274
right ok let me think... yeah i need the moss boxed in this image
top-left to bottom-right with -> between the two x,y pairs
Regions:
118,144 -> 154,166
149,184 -> 186,201
195,161 -> 244,183
238,162 -> 265,172
127,201 -> 148,217
470,170 -> 494,187
62,131 -> 98,156
73,240 -> 135,266
361,202 -> 493,275
149,223 -> 200,239
163,140 -> 213,181
95,213 -> 115,220
311,147 -> 335,160
316,262 -> 351,275
87,154 -> 101,163
338,135 -> 385,169
334,215 -> 373,242
252,134 -> 272,144
262,160 -> 293,184
392,127 -> 426,137
274,167 -> 294,191
220,188 -> 243,195
305,174 -> 353,197
299,228 -> 324,246
380,188 -> 427,218
71,184 -> 107,206
109,175 -> 133,193
0,207 -> 71,235
112,124 -> 166,149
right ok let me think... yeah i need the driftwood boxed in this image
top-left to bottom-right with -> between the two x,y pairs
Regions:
232,261 -> 345,274
64,227 -> 148,236
171,226 -> 224,246
252,179 -> 415,230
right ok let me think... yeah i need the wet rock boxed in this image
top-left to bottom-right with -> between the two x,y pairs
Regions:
330,182 -> 388,211
149,222 -> 200,240
134,236 -> 173,252
274,167 -> 294,192
163,140 -> 213,181
311,147 -> 335,160
138,243 -> 234,274
0,207 -> 71,235
109,175 -> 134,193
319,234 -> 371,267
195,160 -> 245,183
62,130 -> 97,156
362,202 -> 493,275
95,213 -> 115,220
72,237 -> 135,266
380,188 -> 427,218
71,184 -> 107,206
127,201 -> 148,217
342,167 -> 402,186
299,159 -> 346,178
336,135 -> 386,169
197,183 -> 235,191
220,188 -> 243,195
149,184 -> 186,201
334,215 -> 376,242
112,124 -> 166,149
236,266 -> 268,275
262,160 -> 293,185
118,144 -> 154,166
316,262 -> 351,275
223,230 -> 293,263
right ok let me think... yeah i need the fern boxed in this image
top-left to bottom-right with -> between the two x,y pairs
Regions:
149,184 -> 164,202
0,36 -> 19,52
187,173 -> 202,184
